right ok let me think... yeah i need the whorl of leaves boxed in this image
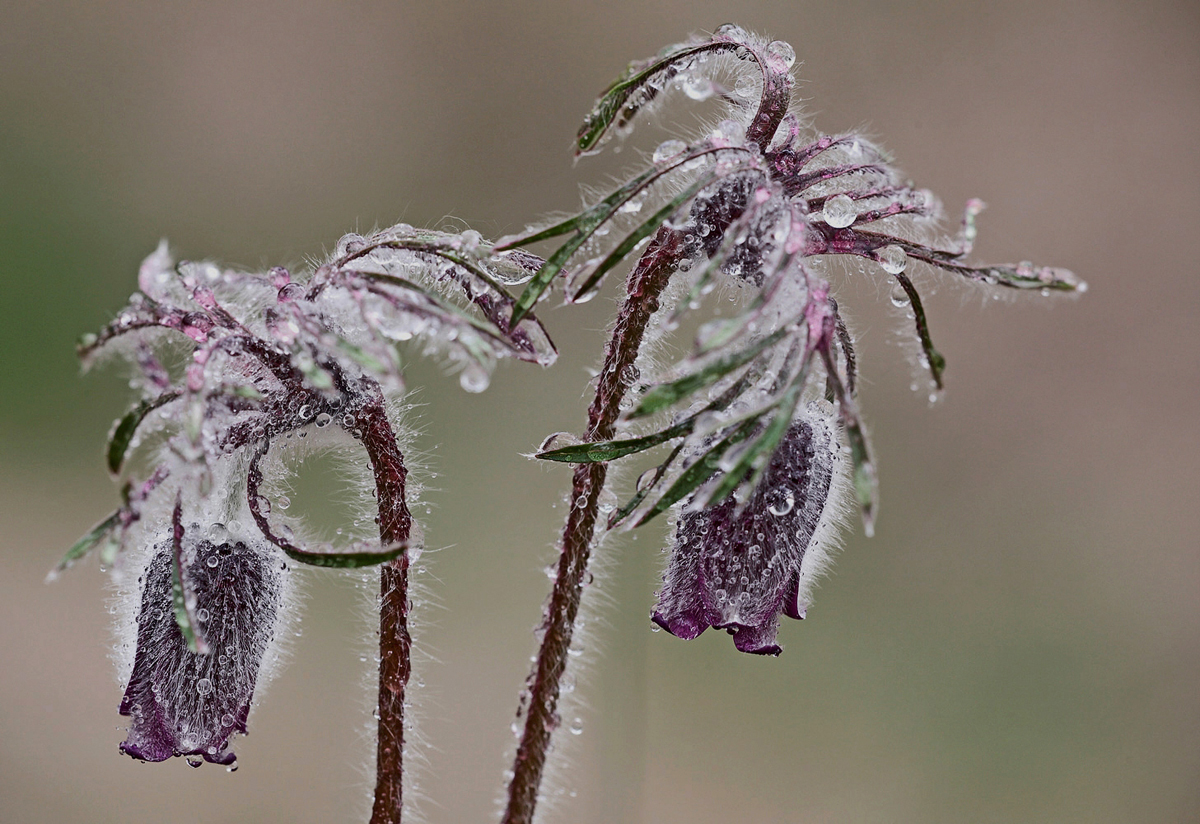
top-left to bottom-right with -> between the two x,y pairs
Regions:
521,24 -> 1085,536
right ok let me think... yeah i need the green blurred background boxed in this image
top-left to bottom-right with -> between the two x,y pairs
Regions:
2,2 -> 1197,822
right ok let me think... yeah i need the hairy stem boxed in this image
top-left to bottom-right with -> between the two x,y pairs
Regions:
344,376 -> 414,824
502,227 -> 685,824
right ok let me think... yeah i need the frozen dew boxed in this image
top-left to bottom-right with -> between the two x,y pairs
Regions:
653,139 -> 688,163
766,40 -> 796,68
822,194 -> 857,229
877,244 -> 909,275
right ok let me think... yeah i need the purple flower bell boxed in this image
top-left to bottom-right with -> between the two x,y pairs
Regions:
118,532 -> 282,766
652,407 -> 842,655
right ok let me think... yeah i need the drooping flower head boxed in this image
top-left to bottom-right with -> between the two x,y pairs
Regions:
652,404 -> 842,655
522,25 -> 1083,653
119,530 -> 282,766
62,224 -> 556,763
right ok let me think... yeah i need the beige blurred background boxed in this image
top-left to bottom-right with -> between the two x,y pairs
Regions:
2,1 -> 1197,822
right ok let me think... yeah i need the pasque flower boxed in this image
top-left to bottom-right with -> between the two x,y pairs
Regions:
652,405 -> 842,655
119,530 -> 281,767
62,224 -> 555,772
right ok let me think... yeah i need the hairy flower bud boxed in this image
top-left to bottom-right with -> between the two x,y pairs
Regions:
652,406 -> 842,655
118,531 -> 283,766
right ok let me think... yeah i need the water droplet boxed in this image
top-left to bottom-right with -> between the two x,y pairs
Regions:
877,244 -> 908,275
226,761 -> 238,773
619,364 -> 641,386
890,284 -> 910,307
822,194 -> 857,228
315,412 -> 332,428
733,73 -> 758,99
714,23 -> 748,41
618,198 -> 643,215
766,40 -> 796,68
459,362 -> 490,393
767,491 -> 795,517
653,139 -> 687,163
187,756 -> 203,768
569,718 -> 584,735
196,678 -> 213,696
635,468 -> 656,493
196,608 -> 210,623
682,74 -> 713,100
276,495 -> 291,511
221,713 -> 235,727
206,555 -> 219,568
539,432 -> 579,453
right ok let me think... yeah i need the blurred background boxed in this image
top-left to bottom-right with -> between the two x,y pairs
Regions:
2,1 -> 1197,822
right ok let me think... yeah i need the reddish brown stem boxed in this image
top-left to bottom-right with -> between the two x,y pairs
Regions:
345,376 -> 414,824
501,227 -> 684,824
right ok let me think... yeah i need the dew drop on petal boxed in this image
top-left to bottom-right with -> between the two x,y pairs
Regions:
653,139 -> 687,163
877,244 -> 908,275
822,194 -> 857,228
767,491 -> 795,517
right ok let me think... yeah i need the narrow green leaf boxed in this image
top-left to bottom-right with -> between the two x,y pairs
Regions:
277,542 -> 408,569
698,354 -> 812,509
634,418 -> 760,526
53,510 -> 121,575
576,39 -> 739,154
628,322 -> 795,419
819,348 -> 877,535
607,443 -> 684,529
107,392 -> 179,474
890,272 -> 945,390
538,373 -> 751,464
569,172 -> 717,302
170,496 -> 209,655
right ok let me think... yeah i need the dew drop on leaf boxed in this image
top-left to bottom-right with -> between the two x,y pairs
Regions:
822,194 -> 857,228
653,139 -> 687,163
877,244 -> 908,275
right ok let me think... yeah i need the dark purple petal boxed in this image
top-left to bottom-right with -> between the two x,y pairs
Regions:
652,406 -> 837,655
119,533 -> 282,766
